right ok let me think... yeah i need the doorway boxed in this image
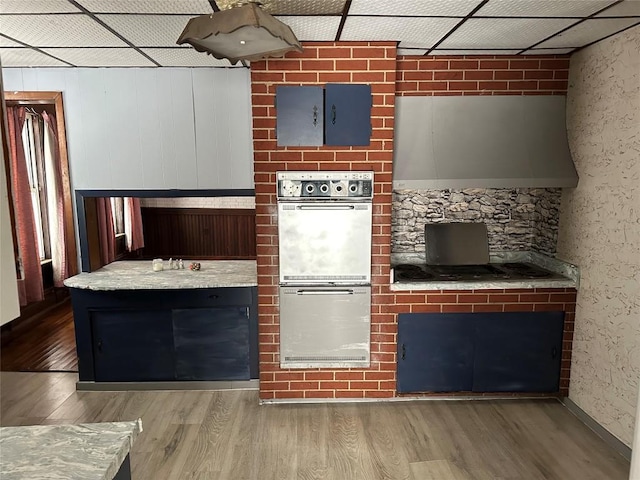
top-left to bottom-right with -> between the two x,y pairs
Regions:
1,91 -> 78,372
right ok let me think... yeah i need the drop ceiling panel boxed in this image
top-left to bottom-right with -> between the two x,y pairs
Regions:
431,49 -> 522,55
0,14 -> 128,47
143,48 -> 240,67
349,0 -> 482,16
397,48 -> 428,56
439,18 -> 576,49
41,47 -> 156,66
537,18 -> 640,47
476,0 -> 614,17
218,0 -> 347,15
275,16 -> 341,41
77,0 -> 213,14
342,17 -> 460,47
522,48 -> 574,55
98,14 -> 195,47
0,36 -> 22,47
0,47 -> 69,66
0,0 -> 81,14
597,1 -> 640,17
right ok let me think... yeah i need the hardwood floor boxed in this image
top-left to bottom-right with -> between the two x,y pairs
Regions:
0,372 -> 630,480
0,300 -> 78,372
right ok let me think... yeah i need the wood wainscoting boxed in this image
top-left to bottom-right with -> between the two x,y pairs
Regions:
140,208 -> 256,259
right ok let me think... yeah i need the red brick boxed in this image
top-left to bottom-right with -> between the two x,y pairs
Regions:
465,70 -> 494,80
319,72 -> 351,82
403,71 -> 434,81
504,303 -> 534,312
352,47 -> 388,58
509,59 -> 540,69
335,372 -> 364,380
539,80 -> 568,90
509,80 -> 539,90
305,390 -> 335,398
304,372 -> 334,381
534,303 -> 565,312
301,60 -> 334,70
442,304 -> 473,313
458,294 -> 488,303
434,71 -> 464,80
419,60 -> 449,70
540,59 -> 570,70
275,391 -> 304,399
418,81 -> 448,91
411,304 -> 442,313
336,390 -> 365,398
448,81 -> 478,91
285,72 -> 319,82
473,304 -> 504,313
479,81 -> 508,90
549,292 -> 577,303
426,294 -> 457,303
479,60 -> 509,69
319,381 -> 349,390
274,372 -> 304,381
524,70 -> 554,80
495,70 -> 524,80
289,381 -> 319,390
450,60 -> 479,69
350,381 -> 380,390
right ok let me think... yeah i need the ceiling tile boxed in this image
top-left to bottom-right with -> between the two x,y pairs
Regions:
521,48 -> 574,54
218,0 -> 347,15
349,0 -> 482,16
41,47 -> 156,66
0,14 -> 128,47
476,0 -> 614,17
596,1 -> 640,17
76,0 -> 212,14
537,18 -> 640,47
431,49 -> 522,55
0,36 -> 22,47
439,18 -> 576,49
0,47 -> 69,66
342,17 -> 460,48
98,14 -> 195,47
275,16 -> 342,41
142,47 -> 242,67
397,48 -> 428,56
0,0 -> 81,14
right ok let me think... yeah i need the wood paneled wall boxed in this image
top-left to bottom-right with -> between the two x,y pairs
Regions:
140,208 -> 255,259
2,68 -> 254,190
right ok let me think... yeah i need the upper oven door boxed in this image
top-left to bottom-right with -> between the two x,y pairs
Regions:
278,201 -> 372,284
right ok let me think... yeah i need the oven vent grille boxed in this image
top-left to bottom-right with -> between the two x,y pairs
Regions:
285,356 -> 367,362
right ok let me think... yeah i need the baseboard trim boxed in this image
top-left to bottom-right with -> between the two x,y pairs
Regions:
562,397 -> 632,461
76,379 -> 259,391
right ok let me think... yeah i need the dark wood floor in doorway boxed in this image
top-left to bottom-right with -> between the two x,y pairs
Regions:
1,300 -> 78,372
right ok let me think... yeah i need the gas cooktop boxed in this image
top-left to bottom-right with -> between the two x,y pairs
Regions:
393,262 -> 557,283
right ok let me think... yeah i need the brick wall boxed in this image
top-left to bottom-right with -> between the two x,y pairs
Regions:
251,42 -> 397,400
250,44 -> 575,400
396,55 -> 570,96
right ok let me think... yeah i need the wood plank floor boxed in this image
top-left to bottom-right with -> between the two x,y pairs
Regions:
0,372 -> 630,480
0,300 -> 78,372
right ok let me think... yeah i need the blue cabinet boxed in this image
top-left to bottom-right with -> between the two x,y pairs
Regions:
71,287 -> 258,383
397,312 -> 564,393
397,314 -> 474,393
276,86 -> 323,146
275,84 -> 371,146
324,84 -> 372,146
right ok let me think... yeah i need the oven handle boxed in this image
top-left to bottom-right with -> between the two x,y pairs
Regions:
295,205 -> 356,210
295,289 -> 354,295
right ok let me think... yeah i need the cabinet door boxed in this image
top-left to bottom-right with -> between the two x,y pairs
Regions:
173,307 -> 250,381
91,310 -> 175,382
397,313 -> 475,393
276,86 -> 323,146
325,84 -> 372,146
473,312 -> 564,392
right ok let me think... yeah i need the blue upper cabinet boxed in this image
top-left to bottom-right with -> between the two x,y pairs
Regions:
325,84 -> 372,146
276,86 -> 324,146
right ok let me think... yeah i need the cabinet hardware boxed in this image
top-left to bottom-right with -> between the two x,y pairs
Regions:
97,340 -> 103,353
313,105 -> 318,126
552,347 -> 557,359
331,104 -> 336,125
401,343 -> 406,360
208,294 -> 219,299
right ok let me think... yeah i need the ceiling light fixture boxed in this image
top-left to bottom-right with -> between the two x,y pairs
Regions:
176,1 -> 303,65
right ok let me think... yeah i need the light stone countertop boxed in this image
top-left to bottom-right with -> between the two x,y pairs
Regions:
389,251 -> 579,292
64,260 -> 257,291
0,419 -> 142,480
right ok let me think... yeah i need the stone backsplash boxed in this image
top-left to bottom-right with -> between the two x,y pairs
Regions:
392,188 -> 562,256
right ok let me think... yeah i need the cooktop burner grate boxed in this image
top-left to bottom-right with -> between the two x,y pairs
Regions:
393,262 -> 555,282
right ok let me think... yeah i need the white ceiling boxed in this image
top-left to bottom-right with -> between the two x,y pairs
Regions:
0,0 -> 638,67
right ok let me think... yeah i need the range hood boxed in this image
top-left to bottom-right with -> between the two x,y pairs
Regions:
393,96 -> 579,189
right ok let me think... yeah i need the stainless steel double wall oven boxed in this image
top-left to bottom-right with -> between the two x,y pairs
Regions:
277,171 -> 373,368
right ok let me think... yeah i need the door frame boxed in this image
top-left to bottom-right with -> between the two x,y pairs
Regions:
4,91 -> 78,278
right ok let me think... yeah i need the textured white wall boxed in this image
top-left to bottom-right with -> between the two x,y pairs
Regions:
2,67 -> 254,190
558,26 -> 640,447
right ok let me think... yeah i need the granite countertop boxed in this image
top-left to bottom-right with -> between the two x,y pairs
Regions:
0,419 -> 142,480
64,260 -> 257,291
390,251 -> 579,292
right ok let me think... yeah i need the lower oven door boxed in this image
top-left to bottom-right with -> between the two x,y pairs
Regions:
280,285 -> 371,369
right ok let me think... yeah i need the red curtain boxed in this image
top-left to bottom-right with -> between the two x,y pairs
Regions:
42,111 -> 69,287
96,198 -> 116,265
124,197 -> 145,251
6,106 -> 44,305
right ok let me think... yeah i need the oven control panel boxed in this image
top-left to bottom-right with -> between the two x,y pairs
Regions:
277,171 -> 373,199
